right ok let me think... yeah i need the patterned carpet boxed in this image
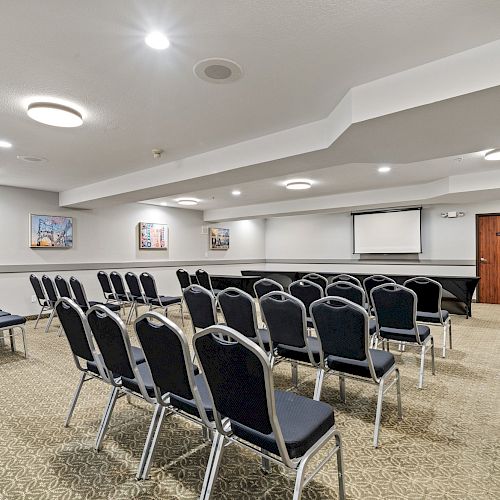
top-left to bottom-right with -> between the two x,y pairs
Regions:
0,304 -> 499,500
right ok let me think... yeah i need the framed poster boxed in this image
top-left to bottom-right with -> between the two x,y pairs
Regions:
209,227 -> 229,250
139,222 -> 168,249
30,214 -> 73,248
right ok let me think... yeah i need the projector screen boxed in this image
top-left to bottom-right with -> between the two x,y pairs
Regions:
353,209 -> 422,254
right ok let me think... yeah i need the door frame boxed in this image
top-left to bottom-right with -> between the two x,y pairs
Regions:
475,213 -> 500,303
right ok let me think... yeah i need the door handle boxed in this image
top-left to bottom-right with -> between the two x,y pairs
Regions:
480,257 -> 488,263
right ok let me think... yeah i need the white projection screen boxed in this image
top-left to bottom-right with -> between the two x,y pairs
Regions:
353,209 -> 422,254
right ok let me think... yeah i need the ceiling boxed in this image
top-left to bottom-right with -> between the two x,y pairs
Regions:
2,0 -> 500,218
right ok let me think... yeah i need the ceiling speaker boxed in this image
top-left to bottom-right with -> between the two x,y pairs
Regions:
193,58 -> 243,84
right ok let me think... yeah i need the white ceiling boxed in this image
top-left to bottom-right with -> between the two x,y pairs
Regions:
2,0 -> 500,194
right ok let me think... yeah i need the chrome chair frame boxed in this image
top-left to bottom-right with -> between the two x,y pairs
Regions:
0,320 -> 27,358
41,274 -> 61,333
328,274 -> 362,287
302,273 -> 328,291
253,277 -> 284,299
194,325 -> 345,500
109,271 -> 135,321
183,284 -> 218,333
30,274 -> 53,330
124,272 -> 147,324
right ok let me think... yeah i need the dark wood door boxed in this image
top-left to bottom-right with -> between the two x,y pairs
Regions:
477,215 -> 500,303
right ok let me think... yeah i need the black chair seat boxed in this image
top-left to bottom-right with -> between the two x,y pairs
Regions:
416,310 -> 449,323
0,314 -> 26,328
120,361 -> 157,396
277,336 -> 322,363
256,328 -> 271,348
116,293 -> 130,301
87,301 -> 121,312
379,324 -> 431,343
369,318 -> 377,335
169,373 -> 214,420
326,349 -> 395,379
151,295 -> 181,307
231,390 -> 334,459
0,311 -> 11,317
87,346 -> 146,375
130,296 -> 147,304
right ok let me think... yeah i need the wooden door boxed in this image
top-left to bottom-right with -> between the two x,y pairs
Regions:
477,215 -> 500,303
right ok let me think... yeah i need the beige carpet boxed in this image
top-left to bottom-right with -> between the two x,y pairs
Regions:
1,304 -> 499,499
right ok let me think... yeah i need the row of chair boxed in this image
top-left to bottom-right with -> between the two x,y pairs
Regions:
57,297 -> 345,500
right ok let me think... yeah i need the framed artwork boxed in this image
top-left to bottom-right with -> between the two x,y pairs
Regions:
209,227 -> 230,250
30,214 -> 73,248
139,222 -> 168,249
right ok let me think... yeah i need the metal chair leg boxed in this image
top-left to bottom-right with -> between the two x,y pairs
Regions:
291,361 -> 299,387
292,457 -> 307,500
335,431 -> 346,500
442,323 -> 447,358
65,372 -> 87,427
448,319 -> 452,350
339,375 -> 346,403
34,306 -> 45,329
44,308 -> 56,333
313,368 -> 325,401
9,329 -> 15,352
95,387 -> 119,451
180,302 -> 185,326
431,338 -> 436,375
200,432 -> 226,500
260,449 -> 271,473
418,345 -> 426,389
395,368 -> 403,419
373,378 -> 385,448
137,405 -> 166,480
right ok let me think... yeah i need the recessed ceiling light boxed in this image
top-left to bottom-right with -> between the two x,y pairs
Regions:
145,31 -> 170,50
0,140 -> 12,148
378,166 -> 391,173
285,180 -> 312,190
177,198 -> 199,206
160,202 -> 167,206
232,190 -> 241,196
27,102 -> 83,127
484,149 -> 500,161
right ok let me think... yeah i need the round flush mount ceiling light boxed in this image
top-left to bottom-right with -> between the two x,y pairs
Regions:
193,58 -> 243,84
177,198 -> 199,206
378,165 -> 391,173
145,31 -> 170,50
285,180 -> 312,190
27,102 -> 83,127
232,190 -> 241,196
484,149 -> 500,161
0,139 -> 12,148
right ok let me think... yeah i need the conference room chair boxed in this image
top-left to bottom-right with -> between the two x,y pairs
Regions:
310,296 -> 402,447
41,274 -> 61,333
124,272 -> 148,324
183,284 -> 218,332
328,274 -> 362,287
288,279 -> 324,329
55,275 -> 73,299
217,287 -> 270,352
133,311 -> 214,480
29,274 -> 53,330
371,283 -> 435,389
404,277 -> 452,358
253,277 -> 284,300
193,324 -> 345,500
69,276 -> 121,313
363,275 -> 396,312
260,291 -> 321,390
176,268 -> 192,293
97,271 -> 117,303
302,273 -> 328,292
139,272 -> 183,325
109,271 -> 134,313
195,269 -> 222,296
0,309 -> 27,358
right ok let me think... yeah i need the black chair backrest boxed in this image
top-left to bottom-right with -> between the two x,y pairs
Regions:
218,288 -> 258,339
326,281 -> 366,308
288,279 -> 323,315
42,275 -> 58,304
110,272 -> 127,297
29,274 -> 46,302
302,273 -> 328,292
195,269 -> 212,291
87,306 -> 134,378
184,285 -> 217,329
125,272 -> 143,298
56,298 -> 94,362
371,284 -> 416,331
311,297 -> 368,361
140,272 -> 158,300
194,326 -> 274,435
404,277 -> 442,314
70,276 -> 89,309
253,278 -> 283,299
135,313 -> 193,400
260,292 -> 306,348
329,274 -> 362,287
176,268 -> 191,290
363,275 -> 396,299
97,271 -> 113,296
55,275 -> 72,298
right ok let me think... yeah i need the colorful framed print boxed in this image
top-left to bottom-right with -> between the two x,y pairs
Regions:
209,227 -> 229,250
30,214 -> 73,248
139,222 -> 168,249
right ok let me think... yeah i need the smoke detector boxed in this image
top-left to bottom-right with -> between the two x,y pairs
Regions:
152,148 -> 164,159
193,58 -> 243,84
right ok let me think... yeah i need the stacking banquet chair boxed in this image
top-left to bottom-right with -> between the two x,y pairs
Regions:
329,274 -> 362,287
371,283 -> 435,389
193,325 -> 345,500
217,287 -> 270,353
176,268 -> 192,294
183,284 -> 218,332
41,275 -> 60,333
326,281 -> 377,339
195,269 -> 222,296
302,273 -> 328,293
363,275 -> 396,312
110,271 -> 134,316
288,279 -> 324,329
310,297 -> 402,447
69,276 -> 121,313
0,309 -> 27,357
139,272 -> 183,325
29,274 -> 53,330
124,272 -> 148,323
55,275 -> 73,299
404,277 -> 452,358
97,271 -> 118,303
253,278 -> 284,300
260,291 -> 321,390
